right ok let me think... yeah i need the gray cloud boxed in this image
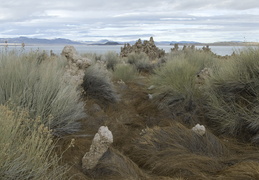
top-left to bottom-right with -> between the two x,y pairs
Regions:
0,0 -> 259,42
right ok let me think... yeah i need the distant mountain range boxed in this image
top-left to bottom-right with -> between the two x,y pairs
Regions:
0,37 -> 258,46
0,37 -> 83,45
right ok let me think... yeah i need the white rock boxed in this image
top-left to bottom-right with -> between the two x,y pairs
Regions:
82,126 -> 113,170
98,126 -> 113,143
192,124 -> 206,136
148,85 -> 155,90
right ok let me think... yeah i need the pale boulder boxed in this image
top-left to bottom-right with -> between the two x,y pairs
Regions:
192,124 -> 206,136
82,126 -> 113,170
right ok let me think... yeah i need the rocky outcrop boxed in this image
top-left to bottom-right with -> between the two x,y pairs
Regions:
120,37 -> 165,60
82,126 -> 113,170
61,45 -> 92,86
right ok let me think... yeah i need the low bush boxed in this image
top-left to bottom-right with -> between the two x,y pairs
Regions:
152,51 -> 214,96
82,64 -> 119,105
86,148 -> 147,179
127,52 -> 154,73
81,52 -> 102,62
0,51 -> 86,136
101,51 -> 120,71
205,48 -> 259,138
112,64 -> 138,82
150,51 -> 215,124
0,105 -> 69,180
129,124 -> 228,178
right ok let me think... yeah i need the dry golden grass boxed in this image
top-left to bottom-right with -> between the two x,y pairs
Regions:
0,105 -> 69,180
129,124 -> 228,178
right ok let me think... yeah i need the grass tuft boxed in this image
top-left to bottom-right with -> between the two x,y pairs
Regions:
0,50 -> 86,136
0,105 -> 69,180
112,63 -> 138,82
82,64 -> 119,105
127,52 -> 154,73
204,48 -> 259,138
102,51 -> 120,71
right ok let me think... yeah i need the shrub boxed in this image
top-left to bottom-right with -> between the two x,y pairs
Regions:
87,148 -> 147,179
151,51 -> 214,98
112,64 -> 138,82
129,124 -> 228,178
0,51 -> 86,136
127,52 -> 154,73
101,51 -> 120,71
0,105 -> 69,180
82,64 -> 119,105
150,51 -> 215,123
81,52 -> 102,62
204,48 -> 259,138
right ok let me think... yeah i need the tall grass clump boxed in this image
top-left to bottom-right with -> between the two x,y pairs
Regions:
205,48 -> 259,138
81,52 -> 102,62
0,51 -> 86,136
127,52 -> 154,73
0,105 -> 69,180
87,148 -> 147,179
150,51 -> 215,122
101,51 -> 120,71
152,51 -> 214,98
112,64 -> 138,83
82,64 -> 119,105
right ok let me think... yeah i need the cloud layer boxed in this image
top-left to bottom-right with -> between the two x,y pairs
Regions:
1,0 -> 259,42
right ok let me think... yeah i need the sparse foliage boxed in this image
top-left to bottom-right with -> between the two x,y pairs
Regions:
102,51 -> 120,71
0,105 -> 69,180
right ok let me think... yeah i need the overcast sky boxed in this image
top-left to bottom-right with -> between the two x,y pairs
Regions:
1,0 -> 259,42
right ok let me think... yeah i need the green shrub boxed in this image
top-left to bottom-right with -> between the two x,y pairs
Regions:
150,51 -> 215,124
151,51 -> 214,104
127,52 -> 154,73
204,48 -> 259,137
82,64 -> 119,105
81,52 -> 102,62
0,51 -> 86,136
0,105 -> 69,180
112,64 -> 138,82
101,51 -> 120,71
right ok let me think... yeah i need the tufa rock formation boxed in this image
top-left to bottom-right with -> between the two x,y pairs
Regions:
195,67 -> 212,88
120,37 -> 165,60
61,45 -> 92,86
82,126 -> 113,170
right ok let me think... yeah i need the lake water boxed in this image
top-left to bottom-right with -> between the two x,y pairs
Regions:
1,44 -> 254,56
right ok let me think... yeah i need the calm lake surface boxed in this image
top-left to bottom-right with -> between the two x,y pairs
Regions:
1,44 -> 254,56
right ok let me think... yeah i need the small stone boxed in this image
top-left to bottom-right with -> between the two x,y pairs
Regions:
192,124 -> 206,136
148,94 -> 153,100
